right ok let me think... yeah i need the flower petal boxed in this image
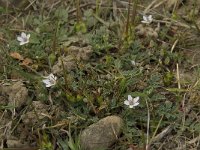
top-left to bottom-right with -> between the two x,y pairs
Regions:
49,74 -> 57,81
143,16 -> 147,21
48,73 -> 54,78
42,79 -> 52,87
128,95 -> 132,101
133,102 -> 139,106
124,100 -> 130,106
42,79 -> 50,84
19,42 -> 26,45
129,105 -> 134,108
21,32 -> 26,38
148,15 -> 152,21
45,84 -> 52,87
27,34 -> 30,39
133,96 -> 139,103
131,60 -> 136,66
17,36 -> 23,42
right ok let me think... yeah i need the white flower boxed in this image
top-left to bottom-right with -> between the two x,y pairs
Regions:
42,73 -> 57,87
131,60 -> 136,66
124,95 -> 139,108
141,15 -> 153,24
17,32 -> 30,45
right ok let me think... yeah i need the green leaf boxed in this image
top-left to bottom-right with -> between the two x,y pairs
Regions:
114,59 -> 122,69
30,32 -> 40,44
48,53 -> 56,65
55,8 -> 68,22
57,138 -> 69,150
74,22 -> 87,33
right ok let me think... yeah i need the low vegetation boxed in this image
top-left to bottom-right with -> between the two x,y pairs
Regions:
0,0 -> 200,149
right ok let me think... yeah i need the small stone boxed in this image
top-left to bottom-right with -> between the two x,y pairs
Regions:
52,55 -> 76,74
80,115 -> 123,150
1,81 -> 28,108
6,139 -> 28,148
67,45 -> 93,61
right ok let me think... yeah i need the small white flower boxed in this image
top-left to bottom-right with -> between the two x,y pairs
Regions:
17,32 -> 30,45
124,95 -> 139,108
131,60 -> 136,66
141,15 -> 153,24
42,73 -> 57,87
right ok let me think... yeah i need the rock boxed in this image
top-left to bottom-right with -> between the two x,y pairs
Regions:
52,55 -> 76,74
52,45 -> 93,74
67,45 -> 93,61
80,115 -> 123,150
6,136 -> 29,148
1,81 -> 28,108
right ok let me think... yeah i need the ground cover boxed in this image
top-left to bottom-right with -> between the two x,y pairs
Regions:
0,0 -> 200,149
